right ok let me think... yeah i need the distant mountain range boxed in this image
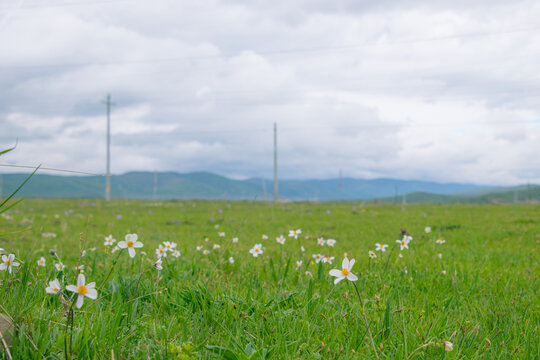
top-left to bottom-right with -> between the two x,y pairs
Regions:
0,171 -> 538,203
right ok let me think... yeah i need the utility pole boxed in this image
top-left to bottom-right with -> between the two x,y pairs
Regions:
153,172 -> 157,200
273,122 -> 278,202
338,169 -> 343,201
103,94 -> 113,201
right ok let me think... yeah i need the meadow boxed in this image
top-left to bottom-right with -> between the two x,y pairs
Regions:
0,199 -> 538,359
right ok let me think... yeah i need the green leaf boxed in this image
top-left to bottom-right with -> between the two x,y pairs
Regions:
205,345 -> 242,360
0,165 -> 40,212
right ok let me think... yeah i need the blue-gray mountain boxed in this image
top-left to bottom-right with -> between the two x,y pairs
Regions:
3,171 -> 537,202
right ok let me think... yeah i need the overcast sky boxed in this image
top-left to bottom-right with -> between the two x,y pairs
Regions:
1,0 -> 539,185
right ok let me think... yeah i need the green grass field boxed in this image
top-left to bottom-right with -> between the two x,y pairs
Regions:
0,199 -> 538,359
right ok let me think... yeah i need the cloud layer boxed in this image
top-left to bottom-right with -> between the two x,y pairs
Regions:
1,0 -> 539,185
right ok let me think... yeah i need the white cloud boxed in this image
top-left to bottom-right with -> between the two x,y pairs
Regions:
1,0 -> 539,186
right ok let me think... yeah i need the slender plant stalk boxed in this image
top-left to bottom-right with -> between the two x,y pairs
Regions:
98,251 -> 122,292
352,282 -> 379,360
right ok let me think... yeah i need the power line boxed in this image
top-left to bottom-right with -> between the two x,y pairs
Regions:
0,0 -> 130,10
2,25 -> 540,70
0,164 -> 104,176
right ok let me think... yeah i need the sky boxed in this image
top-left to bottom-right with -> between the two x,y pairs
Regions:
0,0 -> 539,186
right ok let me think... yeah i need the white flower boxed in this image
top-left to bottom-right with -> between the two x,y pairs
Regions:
0,254 -> 20,274
441,270 -> 447,275
204,237 -> 210,243
375,243 -> 388,252
155,245 -> 167,258
288,229 -> 301,239
213,244 -> 221,250
228,256 -> 235,264
329,257 -> 358,284
163,241 -> 177,251
396,239 -> 409,250
172,250 -> 181,258
398,253 -> 403,258
154,258 -> 163,271
312,254 -> 323,263
111,246 -> 119,253
0,248 -> 4,254
104,235 -> 116,246
326,239 -> 336,247
425,226 -> 432,233
232,237 -> 239,243
249,244 -> 263,257
117,234 -> 143,258
322,256 -> 334,264
203,249 -> 210,255
218,232 -> 225,237
301,246 -> 306,252
403,266 -> 408,274
66,274 -> 97,308
196,245 -> 203,251
436,238 -> 446,244
296,260 -> 302,268
45,278 -> 62,295
55,263 -> 65,271
403,235 -> 413,242
317,238 -> 326,246
437,253 -> 443,259
368,251 -> 376,258
261,234 -> 268,240
443,341 -> 453,351
276,235 -> 286,245
37,257 -> 46,267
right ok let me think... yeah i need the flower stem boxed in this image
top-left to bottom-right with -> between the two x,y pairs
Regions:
352,282 -> 379,359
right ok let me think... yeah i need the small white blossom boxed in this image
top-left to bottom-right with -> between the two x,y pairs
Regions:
55,263 -> 65,271
288,229 -> 301,239
203,249 -> 210,255
104,235 -> 116,246
317,238 -> 326,246
213,244 -> 221,250
425,226 -> 431,233
163,241 -> 177,251
154,258 -> 163,271
326,239 -> 336,247
329,257 -> 358,284
276,235 -> 286,245
118,234 -> 143,258
232,237 -> 239,243
172,250 -> 181,258
375,243 -> 388,252
66,274 -> 97,308
249,244 -> 264,257
45,278 -> 62,295
155,245 -> 167,258
368,251 -> 376,258
228,256 -> 235,264
0,254 -> 20,274
37,257 -> 46,267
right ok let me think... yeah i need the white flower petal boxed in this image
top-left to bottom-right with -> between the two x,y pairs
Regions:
75,295 -> 84,308
128,247 -> 136,258
66,285 -> 77,293
334,276 -> 345,285
85,288 -> 98,299
341,257 -> 349,270
348,259 -> 355,271
329,269 -> 343,277
77,274 -> 85,287
347,273 -> 358,282
117,241 -> 127,249
133,241 -> 143,248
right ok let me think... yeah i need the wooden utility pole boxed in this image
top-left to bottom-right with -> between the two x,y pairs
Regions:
273,122 -> 278,202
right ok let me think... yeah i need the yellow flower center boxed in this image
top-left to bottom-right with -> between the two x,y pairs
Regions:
78,285 -> 87,295
255,248 -> 259,252
5,260 -> 10,265
401,241 -> 406,245
127,240 -> 134,247
341,268 -> 349,276
53,288 -> 59,293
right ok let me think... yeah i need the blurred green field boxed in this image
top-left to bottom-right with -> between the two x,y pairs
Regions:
0,199 -> 539,359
